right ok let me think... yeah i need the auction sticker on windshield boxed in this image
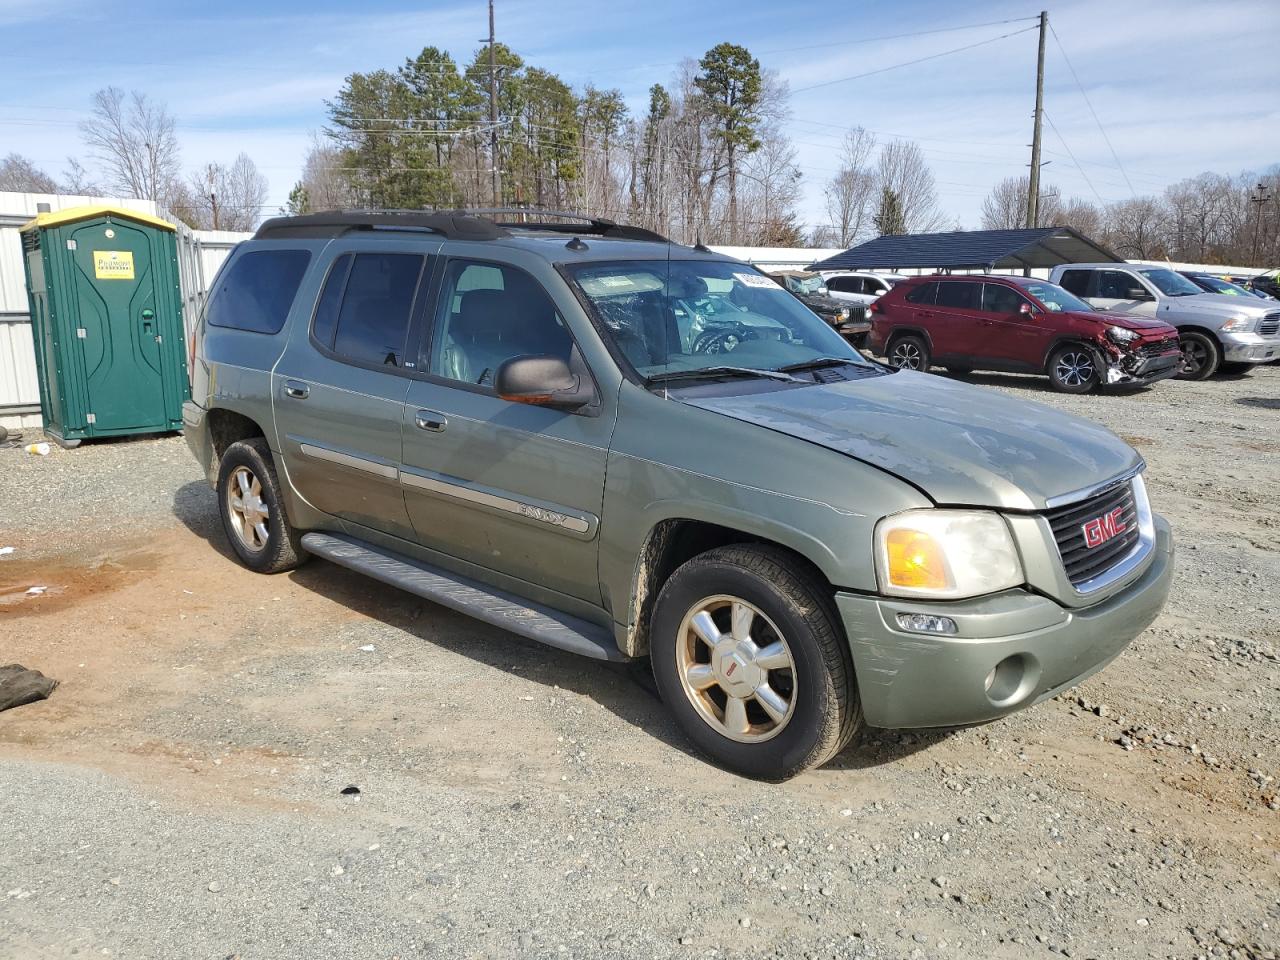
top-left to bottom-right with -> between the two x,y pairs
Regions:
735,272 -> 781,289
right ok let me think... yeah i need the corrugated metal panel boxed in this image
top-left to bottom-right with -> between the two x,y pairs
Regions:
0,191 -> 248,418
0,316 -> 39,412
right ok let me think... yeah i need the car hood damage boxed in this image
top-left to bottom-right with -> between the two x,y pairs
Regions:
683,370 -> 1142,511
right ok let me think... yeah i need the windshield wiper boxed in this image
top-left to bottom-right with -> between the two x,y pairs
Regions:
775,356 -> 859,373
646,365 -> 805,385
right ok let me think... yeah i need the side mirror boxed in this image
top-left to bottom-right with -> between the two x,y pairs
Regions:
495,355 -> 593,411
1126,287 -> 1151,300
1018,302 -> 1036,317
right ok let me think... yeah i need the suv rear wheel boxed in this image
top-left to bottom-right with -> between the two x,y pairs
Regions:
1047,344 -> 1101,394
650,544 -> 861,780
217,438 -> 307,574
887,333 -> 930,371
1176,331 -> 1221,380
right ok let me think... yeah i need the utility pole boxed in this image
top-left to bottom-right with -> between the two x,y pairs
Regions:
209,192 -> 220,231
1250,182 -> 1273,265
488,0 -> 501,206
1025,10 -> 1047,230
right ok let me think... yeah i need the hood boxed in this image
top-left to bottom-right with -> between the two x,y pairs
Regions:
1084,310 -> 1175,334
795,290 -> 846,312
1163,292 -> 1273,318
682,370 -> 1141,511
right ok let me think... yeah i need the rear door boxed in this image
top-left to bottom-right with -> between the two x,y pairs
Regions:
826,276 -> 869,306
979,282 -> 1046,368
400,251 -> 613,605
272,243 -> 437,541
930,279 -> 985,359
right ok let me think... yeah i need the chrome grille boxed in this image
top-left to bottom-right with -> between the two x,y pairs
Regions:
1045,481 -> 1140,587
1260,312 -> 1279,336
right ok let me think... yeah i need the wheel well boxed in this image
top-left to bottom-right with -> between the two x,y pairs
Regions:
884,327 -> 931,353
207,409 -> 266,461
1042,337 -> 1105,373
1175,325 -> 1221,347
624,519 -> 831,658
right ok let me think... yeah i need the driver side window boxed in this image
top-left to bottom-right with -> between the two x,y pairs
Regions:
428,260 -> 573,387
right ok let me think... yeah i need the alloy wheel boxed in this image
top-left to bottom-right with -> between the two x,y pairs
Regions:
890,341 -> 922,370
675,595 -> 797,743
1180,339 -> 1208,376
1055,350 -> 1096,387
226,466 -> 270,553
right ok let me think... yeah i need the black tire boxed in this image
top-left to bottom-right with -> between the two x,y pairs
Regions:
944,364 -> 973,375
650,544 -> 861,780
887,333 -> 930,372
216,438 -> 307,574
1217,361 -> 1257,376
1047,343 -> 1101,394
1175,331 -> 1220,380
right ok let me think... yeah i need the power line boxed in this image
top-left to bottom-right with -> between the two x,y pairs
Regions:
1047,21 -> 1136,197
790,25 -> 1039,94
1042,110 -> 1105,206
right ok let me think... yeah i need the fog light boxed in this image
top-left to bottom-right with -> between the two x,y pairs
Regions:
984,666 -> 997,692
895,612 -> 958,635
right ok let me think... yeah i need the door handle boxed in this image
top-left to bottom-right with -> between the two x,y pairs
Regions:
415,409 -> 447,432
284,380 -> 310,399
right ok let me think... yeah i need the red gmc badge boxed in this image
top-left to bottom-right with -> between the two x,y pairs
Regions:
1082,507 -> 1128,548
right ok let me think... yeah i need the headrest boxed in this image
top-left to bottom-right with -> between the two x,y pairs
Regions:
455,288 -> 509,340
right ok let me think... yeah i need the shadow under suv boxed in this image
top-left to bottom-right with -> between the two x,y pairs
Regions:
184,211 -> 1173,779
869,274 -> 1182,393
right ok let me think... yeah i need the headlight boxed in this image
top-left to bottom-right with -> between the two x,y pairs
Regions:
874,510 -> 1023,599
837,308 -> 850,320
1106,325 -> 1139,344
1221,316 -> 1254,332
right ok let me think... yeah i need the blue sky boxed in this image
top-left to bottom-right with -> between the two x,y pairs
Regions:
2,0 -> 1277,233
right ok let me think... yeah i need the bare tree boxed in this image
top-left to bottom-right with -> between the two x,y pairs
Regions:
876,140 -> 947,234
60,157 -> 100,195
1104,197 -> 1168,259
823,127 -> 877,246
80,87 -> 182,205
184,154 -> 269,231
1058,197 -> 1104,238
0,153 -> 59,193
298,135 -> 357,211
981,175 -> 1062,229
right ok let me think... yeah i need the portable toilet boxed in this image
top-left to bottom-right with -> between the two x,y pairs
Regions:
20,205 -> 188,447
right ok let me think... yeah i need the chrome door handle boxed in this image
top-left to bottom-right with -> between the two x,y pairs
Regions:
415,410 -> 447,432
284,380 -> 310,399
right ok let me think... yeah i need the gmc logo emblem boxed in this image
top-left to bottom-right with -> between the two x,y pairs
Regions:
1082,507 -> 1128,548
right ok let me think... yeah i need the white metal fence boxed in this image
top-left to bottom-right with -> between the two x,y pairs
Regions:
0,191 -> 249,431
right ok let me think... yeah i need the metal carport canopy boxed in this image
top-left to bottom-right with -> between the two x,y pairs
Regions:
807,227 -> 1123,272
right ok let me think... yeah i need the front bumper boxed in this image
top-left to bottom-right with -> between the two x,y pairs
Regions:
836,516 -> 1173,729
1221,332 -> 1280,364
1109,350 -> 1180,386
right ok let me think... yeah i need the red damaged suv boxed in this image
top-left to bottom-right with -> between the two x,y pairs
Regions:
868,274 -> 1182,393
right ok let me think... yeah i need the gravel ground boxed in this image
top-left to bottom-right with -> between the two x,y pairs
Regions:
1,367 -> 1277,960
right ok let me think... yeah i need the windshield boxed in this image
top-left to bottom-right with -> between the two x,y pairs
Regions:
1138,268 -> 1203,297
1021,280 -> 1093,313
568,259 -> 868,379
787,275 -> 827,295
1193,275 -> 1248,296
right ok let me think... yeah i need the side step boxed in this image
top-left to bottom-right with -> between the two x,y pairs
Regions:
300,532 -> 630,663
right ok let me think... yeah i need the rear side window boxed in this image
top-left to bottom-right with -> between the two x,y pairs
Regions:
313,252 -> 425,368
935,281 -> 980,310
828,276 -> 861,294
206,249 -> 312,335
904,282 -> 938,304
1058,270 -> 1092,297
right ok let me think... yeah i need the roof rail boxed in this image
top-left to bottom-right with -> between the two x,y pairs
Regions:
253,208 -> 670,244
253,210 -> 504,241
448,208 -> 670,243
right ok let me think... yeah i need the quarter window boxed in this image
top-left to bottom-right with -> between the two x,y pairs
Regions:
430,260 -> 573,387
934,280 -> 980,310
206,249 -> 312,335
315,252 -> 424,368
1058,270 -> 1092,297
1097,270 -> 1144,300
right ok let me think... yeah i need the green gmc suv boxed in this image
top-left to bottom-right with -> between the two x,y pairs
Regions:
183,210 -> 1174,780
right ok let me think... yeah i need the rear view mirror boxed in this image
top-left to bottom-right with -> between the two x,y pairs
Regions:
495,355 -> 593,411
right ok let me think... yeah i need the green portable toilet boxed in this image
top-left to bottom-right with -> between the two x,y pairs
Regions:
20,205 -> 189,447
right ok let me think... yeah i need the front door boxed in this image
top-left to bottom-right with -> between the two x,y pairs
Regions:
1088,269 -> 1157,316
977,282 -> 1046,368
68,219 -> 167,431
272,245 -> 435,541
400,255 -> 613,605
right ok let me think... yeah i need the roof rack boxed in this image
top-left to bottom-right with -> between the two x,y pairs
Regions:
253,208 -> 670,244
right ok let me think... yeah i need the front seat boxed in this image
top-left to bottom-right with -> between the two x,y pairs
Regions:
441,289 -> 512,385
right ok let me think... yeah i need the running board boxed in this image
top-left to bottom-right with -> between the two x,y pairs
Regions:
300,532 -> 630,662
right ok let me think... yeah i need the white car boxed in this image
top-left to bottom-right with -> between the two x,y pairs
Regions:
821,272 -> 907,310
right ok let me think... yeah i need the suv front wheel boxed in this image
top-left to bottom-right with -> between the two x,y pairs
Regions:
650,544 -> 861,779
217,438 -> 307,574
1047,344 -> 1101,393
